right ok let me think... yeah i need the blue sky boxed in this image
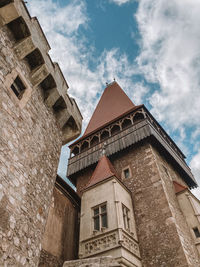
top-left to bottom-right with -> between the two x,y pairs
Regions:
27,0 -> 200,196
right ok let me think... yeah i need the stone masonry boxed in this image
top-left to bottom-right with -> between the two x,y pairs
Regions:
73,142 -> 200,266
0,1 -> 82,266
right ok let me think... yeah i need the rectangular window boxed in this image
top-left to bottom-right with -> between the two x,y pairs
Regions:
122,204 -> 130,230
11,75 -> 26,100
93,203 -> 107,231
124,168 -> 130,179
193,227 -> 200,238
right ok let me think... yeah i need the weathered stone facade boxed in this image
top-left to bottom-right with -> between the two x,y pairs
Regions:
0,1 -> 82,266
39,176 -> 80,267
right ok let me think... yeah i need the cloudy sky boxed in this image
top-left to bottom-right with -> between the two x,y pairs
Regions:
27,0 -> 200,196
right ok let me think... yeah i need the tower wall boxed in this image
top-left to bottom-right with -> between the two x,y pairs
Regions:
0,1 -> 82,266
73,142 -> 200,266
112,142 -> 200,267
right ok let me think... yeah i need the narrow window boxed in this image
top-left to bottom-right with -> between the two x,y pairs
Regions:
93,207 -> 100,231
193,227 -> 200,238
93,203 -> 107,231
124,168 -> 130,179
122,204 -> 130,230
101,204 -> 107,228
11,76 -> 26,100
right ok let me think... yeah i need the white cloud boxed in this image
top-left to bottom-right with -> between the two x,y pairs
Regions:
136,0 -> 200,131
27,0 -> 144,179
190,150 -> 200,185
190,150 -> 200,199
109,0 -> 132,5
135,0 -> 200,196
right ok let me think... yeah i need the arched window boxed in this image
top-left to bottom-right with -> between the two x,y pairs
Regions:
71,146 -> 79,157
111,125 -> 120,136
81,141 -> 89,152
100,131 -> 109,141
133,112 -> 144,122
90,136 -> 99,147
122,119 -> 132,130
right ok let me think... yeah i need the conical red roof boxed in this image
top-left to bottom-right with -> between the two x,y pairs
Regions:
83,81 -> 135,136
173,181 -> 188,194
85,155 -> 119,189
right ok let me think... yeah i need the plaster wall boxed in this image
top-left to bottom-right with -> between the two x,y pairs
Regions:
80,179 -> 116,241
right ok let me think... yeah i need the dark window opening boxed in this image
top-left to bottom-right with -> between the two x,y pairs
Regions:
90,136 -> 99,147
53,96 -> 66,112
93,203 -> 107,231
122,119 -> 132,129
0,0 -> 13,8
124,168 -> 130,179
71,146 -> 79,157
100,131 -> 109,141
10,76 -> 26,100
111,125 -> 120,136
133,112 -> 144,122
81,141 -> 89,152
122,204 -> 130,230
25,49 -> 44,71
7,17 -> 30,41
193,227 -> 200,238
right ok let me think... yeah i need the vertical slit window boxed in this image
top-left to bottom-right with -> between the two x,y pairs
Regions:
122,204 -> 130,231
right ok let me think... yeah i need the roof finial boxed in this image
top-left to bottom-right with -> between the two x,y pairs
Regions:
113,77 -> 115,81
106,82 -> 108,86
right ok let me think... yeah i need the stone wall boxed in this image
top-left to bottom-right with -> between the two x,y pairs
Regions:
39,178 -> 80,266
112,142 -> 200,267
0,36 -> 61,264
0,1 -> 82,266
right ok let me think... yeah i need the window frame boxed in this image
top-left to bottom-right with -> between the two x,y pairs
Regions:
92,202 -> 108,232
122,203 -> 130,231
193,227 -> 200,238
122,166 -> 132,179
4,68 -> 32,109
10,75 -> 26,100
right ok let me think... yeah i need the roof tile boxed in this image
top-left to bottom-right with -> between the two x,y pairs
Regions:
85,155 -> 119,189
83,81 -> 135,136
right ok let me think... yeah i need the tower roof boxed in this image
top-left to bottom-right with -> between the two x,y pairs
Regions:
85,155 -> 119,189
83,81 -> 135,137
173,181 -> 188,194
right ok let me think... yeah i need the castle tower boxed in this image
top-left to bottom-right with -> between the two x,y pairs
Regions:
79,155 -> 142,266
67,82 -> 200,266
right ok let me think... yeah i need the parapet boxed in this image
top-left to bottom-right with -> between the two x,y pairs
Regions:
0,0 -> 82,144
